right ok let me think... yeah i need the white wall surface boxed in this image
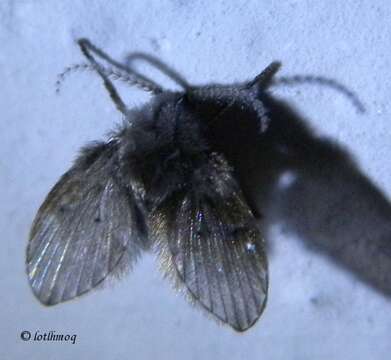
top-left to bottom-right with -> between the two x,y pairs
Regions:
1,1 -> 390,359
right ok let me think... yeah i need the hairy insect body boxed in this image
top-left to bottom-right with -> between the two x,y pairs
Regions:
26,39 -> 280,331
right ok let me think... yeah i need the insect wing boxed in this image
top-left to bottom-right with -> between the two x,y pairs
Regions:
152,156 -> 268,331
26,142 -> 144,305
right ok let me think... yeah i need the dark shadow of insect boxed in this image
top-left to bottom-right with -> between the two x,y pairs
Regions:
27,38 -> 391,333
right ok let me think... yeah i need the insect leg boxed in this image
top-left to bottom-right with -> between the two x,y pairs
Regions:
248,61 -> 282,90
78,39 -> 128,115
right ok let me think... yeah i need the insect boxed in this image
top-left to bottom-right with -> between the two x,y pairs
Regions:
26,39 -> 362,332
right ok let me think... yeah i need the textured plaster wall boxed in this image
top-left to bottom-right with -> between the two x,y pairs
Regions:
1,1 -> 390,359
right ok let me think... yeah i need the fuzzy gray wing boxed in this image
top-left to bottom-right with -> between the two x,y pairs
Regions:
152,155 -> 268,331
26,142 -> 145,305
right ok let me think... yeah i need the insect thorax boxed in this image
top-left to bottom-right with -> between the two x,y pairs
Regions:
117,88 -> 267,210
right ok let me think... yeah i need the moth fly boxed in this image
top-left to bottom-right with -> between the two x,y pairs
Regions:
27,38 -> 361,331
